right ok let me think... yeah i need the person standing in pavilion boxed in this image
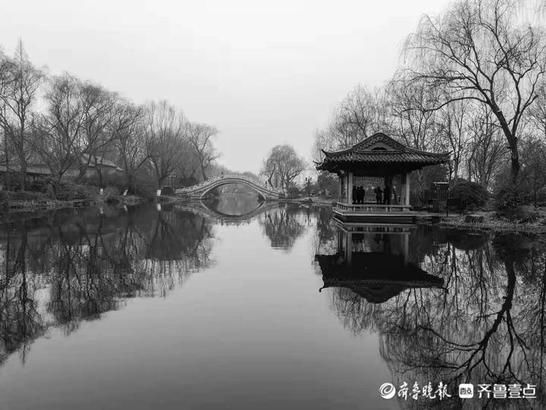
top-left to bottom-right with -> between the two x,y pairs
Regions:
375,186 -> 382,204
383,184 -> 391,205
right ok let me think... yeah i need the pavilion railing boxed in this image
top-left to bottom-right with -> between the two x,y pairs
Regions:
334,202 -> 412,213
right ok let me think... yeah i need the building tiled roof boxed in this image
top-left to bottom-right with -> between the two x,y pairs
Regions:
316,132 -> 449,172
81,154 -> 123,171
0,154 -> 123,176
0,165 -> 52,176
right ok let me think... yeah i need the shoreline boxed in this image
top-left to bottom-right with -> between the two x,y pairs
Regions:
2,194 -> 148,214
3,196 -> 546,234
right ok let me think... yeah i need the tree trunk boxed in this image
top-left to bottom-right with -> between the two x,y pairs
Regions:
19,162 -> 27,191
489,99 -> 520,184
125,172 -> 133,193
510,148 -> 520,184
4,133 -> 10,191
17,127 -> 27,191
157,174 -> 165,189
94,158 -> 104,188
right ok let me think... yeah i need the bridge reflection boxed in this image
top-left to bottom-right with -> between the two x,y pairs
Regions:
176,200 -> 312,251
315,221 -> 444,303
174,200 -> 279,225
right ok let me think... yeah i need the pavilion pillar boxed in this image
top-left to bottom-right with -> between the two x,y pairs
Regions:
405,172 -> 411,206
347,171 -> 353,205
400,173 -> 407,206
343,174 -> 347,203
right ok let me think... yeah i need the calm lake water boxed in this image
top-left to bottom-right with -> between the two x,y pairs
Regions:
0,200 -> 545,410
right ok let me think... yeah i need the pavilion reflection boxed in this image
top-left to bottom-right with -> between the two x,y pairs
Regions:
315,222 -> 444,304
314,217 -> 546,407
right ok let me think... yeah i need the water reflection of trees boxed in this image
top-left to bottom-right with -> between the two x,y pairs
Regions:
316,222 -> 546,408
0,230 -> 46,365
0,206 -> 214,365
258,204 -> 311,251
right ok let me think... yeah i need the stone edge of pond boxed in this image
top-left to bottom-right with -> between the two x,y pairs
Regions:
2,195 -> 149,214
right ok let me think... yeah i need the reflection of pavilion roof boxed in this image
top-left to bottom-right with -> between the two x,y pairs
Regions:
315,252 -> 444,303
316,133 -> 449,173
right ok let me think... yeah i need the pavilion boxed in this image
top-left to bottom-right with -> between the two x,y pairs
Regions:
316,132 -> 449,222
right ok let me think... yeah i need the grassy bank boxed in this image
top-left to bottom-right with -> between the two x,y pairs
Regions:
440,209 -> 546,233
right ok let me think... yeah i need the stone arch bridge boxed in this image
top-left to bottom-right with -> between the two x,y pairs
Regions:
175,175 -> 282,200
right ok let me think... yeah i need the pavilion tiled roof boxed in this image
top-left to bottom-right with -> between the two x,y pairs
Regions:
316,132 -> 449,172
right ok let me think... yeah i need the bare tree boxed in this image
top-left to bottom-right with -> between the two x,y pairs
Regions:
404,0 -> 546,183
437,99 -> 470,180
0,41 -> 43,189
0,52 -> 13,189
387,76 -> 441,152
76,82 -> 118,183
261,145 -> 306,192
185,122 -> 219,181
113,102 -> 149,191
528,81 -> 546,138
387,76 -> 445,198
173,138 -> 202,186
31,74 -> 86,183
335,85 -> 387,142
519,136 -> 546,206
144,101 -> 186,189
313,85 -> 388,161
467,106 -> 508,187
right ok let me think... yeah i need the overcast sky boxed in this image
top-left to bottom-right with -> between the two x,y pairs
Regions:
1,0 -> 453,173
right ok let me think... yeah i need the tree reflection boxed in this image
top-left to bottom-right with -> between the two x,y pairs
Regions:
0,205 -> 214,363
0,230 -> 45,365
258,204 -> 309,251
315,222 -> 546,408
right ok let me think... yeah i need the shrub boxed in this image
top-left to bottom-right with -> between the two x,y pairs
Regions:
536,186 -> 546,206
27,178 -> 50,193
5,191 -> 48,201
316,172 -> 338,197
55,182 -> 98,201
286,186 -> 301,198
495,183 -> 536,220
448,179 -> 488,211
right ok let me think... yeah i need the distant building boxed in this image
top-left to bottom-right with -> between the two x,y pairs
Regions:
0,153 -> 124,183
74,154 -> 124,178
